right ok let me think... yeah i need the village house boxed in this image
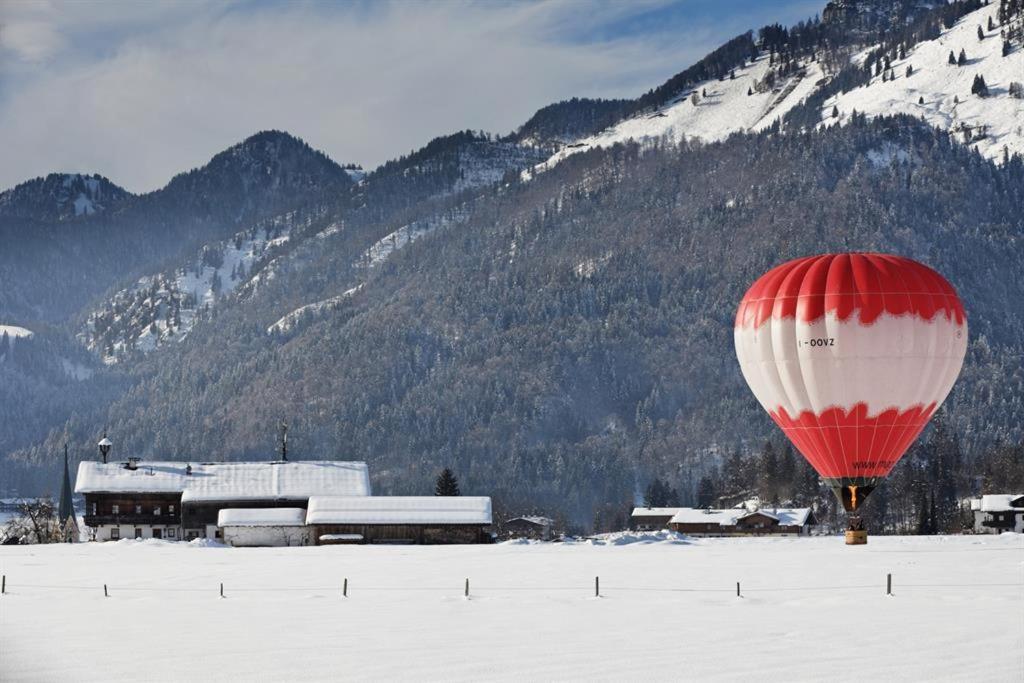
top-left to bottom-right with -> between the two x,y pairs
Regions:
630,507 -> 683,531
504,516 -> 554,540
631,501 -> 816,537
970,494 -> 1024,534
668,505 -> 816,537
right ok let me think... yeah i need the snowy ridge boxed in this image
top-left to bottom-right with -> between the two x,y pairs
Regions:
528,53 -> 824,177
529,5 -> 1021,177
267,285 -> 363,335
821,5 -> 1024,162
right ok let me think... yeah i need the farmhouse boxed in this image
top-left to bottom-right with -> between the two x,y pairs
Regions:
306,496 -> 493,545
668,505 -> 816,537
970,494 -> 1024,533
76,459 -> 372,542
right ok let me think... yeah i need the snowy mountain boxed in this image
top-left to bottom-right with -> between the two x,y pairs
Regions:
0,173 -> 131,222
822,5 -> 1024,161
529,2 -> 1022,175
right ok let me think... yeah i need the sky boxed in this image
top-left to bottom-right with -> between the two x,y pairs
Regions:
0,0 -> 822,193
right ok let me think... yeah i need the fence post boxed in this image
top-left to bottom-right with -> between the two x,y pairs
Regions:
736,581 -> 741,598
595,576 -> 600,598
1,574 -> 5,595
464,578 -> 469,598
343,578 -> 348,598
220,582 -> 224,599
886,573 -> 892,596
104,584 -> 108,598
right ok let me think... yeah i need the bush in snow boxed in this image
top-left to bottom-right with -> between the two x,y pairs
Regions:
1009,81 -> 1024,98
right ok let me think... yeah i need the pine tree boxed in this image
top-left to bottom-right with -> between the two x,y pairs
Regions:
948,50 -> 957,65
988,16 -> 996,31
832,105 -> 839,117
643,477 -> 680,507
434,468 -> 461,496
1003,41 -> 1012,56
696,476 -> 717,508
906,64 -> 914,77
730,69 -> 736,80
747,86 -> 753,96
978,25 -> 986,40
0,331 -> 9,359
918,95 -> 925,104
972,73 -> 990,96
958,48 -> 967,65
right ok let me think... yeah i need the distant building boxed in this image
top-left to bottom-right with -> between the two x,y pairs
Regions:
970,494 -> 1024,534
630,507 -> 683,531
306,496 -> 493,544
668,504 -> 816,537
504,516 -> 554,540
76,460 -> 372,542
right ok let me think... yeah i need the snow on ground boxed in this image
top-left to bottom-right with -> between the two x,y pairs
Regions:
1,534 -> 1020,682
529,54 -> 824,177
823,6 -> 1024,162
0,324 -> 33,341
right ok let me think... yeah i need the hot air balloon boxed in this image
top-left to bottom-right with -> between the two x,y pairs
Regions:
734,253 -> 967,544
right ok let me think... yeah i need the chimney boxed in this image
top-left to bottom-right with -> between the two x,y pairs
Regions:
98,432 -> 112,464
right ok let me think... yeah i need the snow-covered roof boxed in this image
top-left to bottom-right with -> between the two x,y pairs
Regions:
508,516 -> 553,526
979,494 -> 1024,512
630,507 -> 683,517
75,460 -> 371,501
307,496 -> 492,525
218,507 -> 306,527
669,507 -> 812,527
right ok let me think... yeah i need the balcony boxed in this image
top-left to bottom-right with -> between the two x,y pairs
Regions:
84,514 -> 180,526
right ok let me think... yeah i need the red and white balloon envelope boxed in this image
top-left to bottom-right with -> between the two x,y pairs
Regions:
734,254 -> 967,524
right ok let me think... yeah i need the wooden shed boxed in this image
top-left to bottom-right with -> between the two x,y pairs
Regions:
307,496 -> 493,545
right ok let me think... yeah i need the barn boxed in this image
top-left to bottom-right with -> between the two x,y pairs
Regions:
217,508 -> 311,547
306,496 -> 493,545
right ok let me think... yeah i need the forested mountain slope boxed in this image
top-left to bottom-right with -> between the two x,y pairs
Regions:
8,119 -> 1022,525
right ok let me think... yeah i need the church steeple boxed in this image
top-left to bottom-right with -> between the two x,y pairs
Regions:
58,443 -> 75,542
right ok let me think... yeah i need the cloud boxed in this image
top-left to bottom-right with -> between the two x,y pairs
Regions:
0,0 -> 821,192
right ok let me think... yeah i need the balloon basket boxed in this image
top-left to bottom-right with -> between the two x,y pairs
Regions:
845,529 -> 868,545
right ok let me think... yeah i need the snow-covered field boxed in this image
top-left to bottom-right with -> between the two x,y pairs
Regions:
1,534 -> 1021,682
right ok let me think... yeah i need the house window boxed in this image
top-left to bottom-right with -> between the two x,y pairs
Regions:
112,504 -> 120,515
110,527 -> 120,540
154,506 -> 161,516
167,528 -> 176,539
135,505 -> 142,515
214,529 -> 223,539
169,505 -> 175,515
134,528 -> 143,539
91,502 -> 97,515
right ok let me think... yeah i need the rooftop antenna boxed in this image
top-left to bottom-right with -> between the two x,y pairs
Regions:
280,421 -> 288,462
